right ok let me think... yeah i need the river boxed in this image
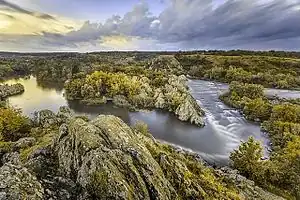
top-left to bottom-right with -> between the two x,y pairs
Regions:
4,77 -> 297,165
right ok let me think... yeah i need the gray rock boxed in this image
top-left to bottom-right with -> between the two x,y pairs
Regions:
149,55 -> 183,74
13,137 -> 36,150
112,95 -> 131,108
54,116 -> 177,200
216,167 -> 286,200
175,94 -> 205,126
0,163 -> 44,200
1,152 -> 20,165
34,110 -> 57,128
56,106 -> 74,123
0,192 -> 7,200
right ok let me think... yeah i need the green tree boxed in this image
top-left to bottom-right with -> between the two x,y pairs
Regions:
243,98 -> 272,121
0,107 -> 31,141
230,137 -> 264,180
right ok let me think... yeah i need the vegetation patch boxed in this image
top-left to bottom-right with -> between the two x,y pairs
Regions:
223,81 -> 300,199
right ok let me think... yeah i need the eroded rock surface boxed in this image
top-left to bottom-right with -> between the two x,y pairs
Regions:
0,163 -> 44,200
0,109 -> 285,199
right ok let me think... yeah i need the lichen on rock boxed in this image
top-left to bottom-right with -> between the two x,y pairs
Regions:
0,163 -> 44,200
0,108 -> 285,199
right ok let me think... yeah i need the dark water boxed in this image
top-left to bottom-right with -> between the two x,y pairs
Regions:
3,76 -> 274,165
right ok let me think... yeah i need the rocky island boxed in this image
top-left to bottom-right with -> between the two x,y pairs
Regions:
0,83 -> 25,106
65,71 -> 205,127
0,83 -> 24,99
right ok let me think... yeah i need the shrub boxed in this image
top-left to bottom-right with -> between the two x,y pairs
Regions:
229,81 -> 264,99
230,137 -> 264,180
0,107 -> 31,142
243,98 -> 272,121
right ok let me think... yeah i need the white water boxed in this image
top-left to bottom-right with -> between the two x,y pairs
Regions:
188,80 -> 270,163
4,77 -> 275,165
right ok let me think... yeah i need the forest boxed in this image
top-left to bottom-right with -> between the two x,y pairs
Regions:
1,50 -> 300,199
2,51 -> 300,89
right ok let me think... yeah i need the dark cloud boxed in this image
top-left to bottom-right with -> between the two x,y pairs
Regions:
1,0 -> 300,51
154,0 -> 300,49
54,0 -> 300,50
0,0 -> 55,19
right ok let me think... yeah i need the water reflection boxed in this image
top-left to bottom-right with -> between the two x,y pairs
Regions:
3,76 -> 274,165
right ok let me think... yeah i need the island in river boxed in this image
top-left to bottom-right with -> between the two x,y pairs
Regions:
1,51 -> 300,199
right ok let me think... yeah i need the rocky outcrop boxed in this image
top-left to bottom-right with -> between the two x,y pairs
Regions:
149,55 -> 183,74
0,83 -> 24,99
33,109 -> 58,128
51,114 -> 279,199
162,75 -> 205,126
54,116 -> 176,199
33,106 -> 73,128
216,167 -> 286,200
0,109 -> 284,199
0,163 -> 44,200
13,137 -> 36,151
175,94 -> 205,126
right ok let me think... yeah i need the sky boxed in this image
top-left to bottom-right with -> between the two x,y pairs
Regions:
0,0 -> 299,52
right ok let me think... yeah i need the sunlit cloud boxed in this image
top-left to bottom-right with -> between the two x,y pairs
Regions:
0,0 -> 300,51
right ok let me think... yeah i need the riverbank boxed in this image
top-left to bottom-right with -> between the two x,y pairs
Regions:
0,107 -> 284,199
219,81 -> 300,199
0,83 -> 24,99
2,76 -> 271,165
65,71 -> 205,127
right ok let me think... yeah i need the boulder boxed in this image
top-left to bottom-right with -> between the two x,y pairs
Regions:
216,167 -> 286,200
54,116 -> 177,199
34,110 -> 57,128
112,95 -> 131,108
1,152 -> 20,165
57,106 -> 74,123
175,94 -> 205,127
13,137 -> 36,151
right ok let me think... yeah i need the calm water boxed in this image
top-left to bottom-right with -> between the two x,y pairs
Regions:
3,76 -> 275,165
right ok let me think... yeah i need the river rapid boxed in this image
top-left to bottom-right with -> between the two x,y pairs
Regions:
4,77 -> 299,165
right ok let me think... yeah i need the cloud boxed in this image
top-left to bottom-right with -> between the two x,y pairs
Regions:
0,0 -> 54,19
1,0 -> 300,51
0,0 -> 82,36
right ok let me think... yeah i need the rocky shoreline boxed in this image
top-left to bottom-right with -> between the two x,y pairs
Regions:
0,107 -> 284,199
0,83 -> 24,100
65,73 -> 205,127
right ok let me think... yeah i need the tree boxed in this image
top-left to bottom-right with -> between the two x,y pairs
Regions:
230,137 -> 264,180
271,103 -> 300,123
0,107 -> 31,141
243,98 -> 272,121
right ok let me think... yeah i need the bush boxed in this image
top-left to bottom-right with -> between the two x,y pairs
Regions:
271,103 -> 300,123
230,137 -> 264,180
243,98 -> 272,121
0,107 -> 31,142
229,81 -> 264,99
133,121 -> 151,137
